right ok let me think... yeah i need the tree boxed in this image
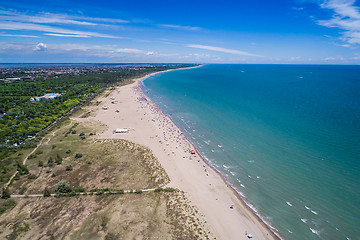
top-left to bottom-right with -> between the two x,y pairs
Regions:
43,188 -> 51,197
1,187 -> 11,199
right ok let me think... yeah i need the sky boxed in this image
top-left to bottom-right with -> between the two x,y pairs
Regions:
0,0 -> 360,64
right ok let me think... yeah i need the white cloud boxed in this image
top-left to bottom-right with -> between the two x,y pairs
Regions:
34,42 -> 47,51
320,0 -> 360,18
114,48 -> 143,53
0,10 -> 129,25
145,51 -> 155,55
318,0 -> 360,45
44,33 -> 90,38
0,32 -> 40,38
0,21 -> 122,38
186,44 -> 263,57
322,56 -> 336,60
159,24 -> 202,31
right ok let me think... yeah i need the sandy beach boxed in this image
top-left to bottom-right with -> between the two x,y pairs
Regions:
91,68 -> 278,240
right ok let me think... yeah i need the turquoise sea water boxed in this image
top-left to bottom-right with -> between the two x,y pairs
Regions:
142,64 -> 360,240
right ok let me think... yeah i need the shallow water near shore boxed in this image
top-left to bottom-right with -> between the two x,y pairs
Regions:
142,64 -> 360,240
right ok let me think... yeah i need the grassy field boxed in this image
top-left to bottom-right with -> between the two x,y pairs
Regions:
0,104 -> 212,240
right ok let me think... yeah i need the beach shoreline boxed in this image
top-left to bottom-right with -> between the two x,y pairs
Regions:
93,66 -> 280,240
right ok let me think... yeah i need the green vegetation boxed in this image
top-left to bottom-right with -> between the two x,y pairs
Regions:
0,64 -> 192,187
13,222 -> 30,233
154,187 -> 176,193
65,165 -> 73,171
43,188 -> 51,197
55,181 -> 72,193
55,154 -> 62,165
1,187 -> 11,199
38,160 -> 43,167
0,199 -> 16,215
0,65 -> 189,147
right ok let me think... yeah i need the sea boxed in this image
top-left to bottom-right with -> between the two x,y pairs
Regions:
141,64 -> 360,240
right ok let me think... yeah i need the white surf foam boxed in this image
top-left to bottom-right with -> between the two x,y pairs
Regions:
310,228 -> 320,236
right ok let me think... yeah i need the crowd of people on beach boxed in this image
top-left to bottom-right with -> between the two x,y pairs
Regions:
133,85 -> 210,177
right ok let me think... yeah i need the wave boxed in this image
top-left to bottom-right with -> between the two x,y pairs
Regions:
286,202 -> 293,207
309,228 -> 320,236
304,205 -> 318,215
301,218 -> 307,223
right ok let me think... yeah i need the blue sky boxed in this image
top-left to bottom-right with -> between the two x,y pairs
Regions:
0,0 -> 359,64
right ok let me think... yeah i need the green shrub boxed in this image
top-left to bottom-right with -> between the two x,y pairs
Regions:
69,191 -> 76,197
164,187 -> 176,192
51,173 -> 57,177
71,130 -> 77,134
19,187 -> 27,195
0,199 -> 16,215
79,132 -> 85,136
55,181 -> 72,193
1,187 -> 11,199
65,165 -> 73,171
28,174 -> 37,179
14,222 -> 29,232
43,188 -> 51,197
55,154 -> 62,165
154,188 -> 164,192
75,153 -> 83,158
80,136 -> 86,140
38,160 -> 43,167
35,150 -> 43,155
96,190 -> 104,195
16,161 -> 29,175
73,186 -> 85,192
135,189 -> 142,194
66,149 -> 71,154
14,172 -> 21,180
52,145 -> 56,149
